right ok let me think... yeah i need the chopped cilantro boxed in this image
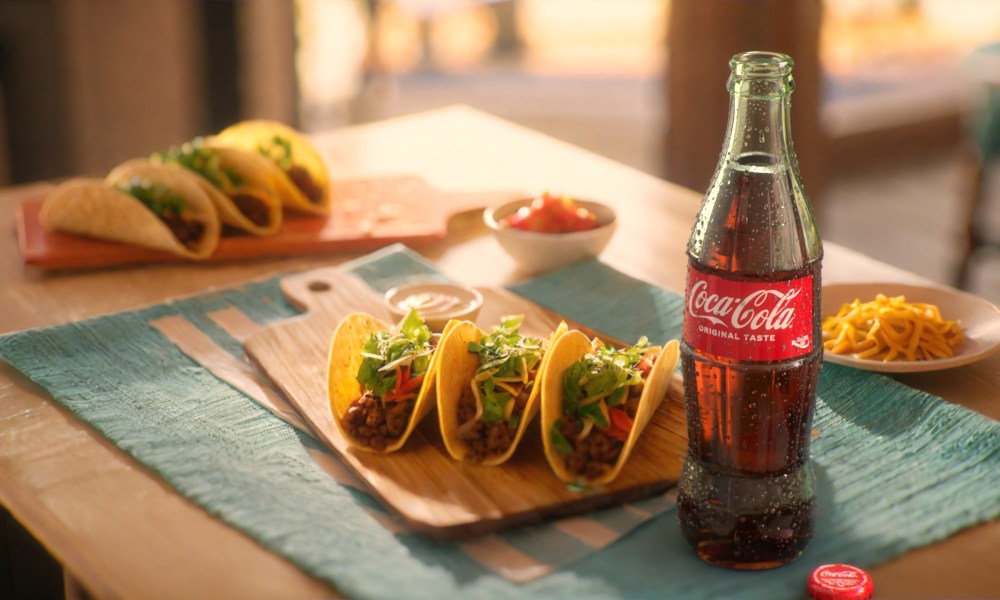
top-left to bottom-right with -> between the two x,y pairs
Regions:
118,176 -> 187,219
155,138 -> 243,193
257,135 -> 293,171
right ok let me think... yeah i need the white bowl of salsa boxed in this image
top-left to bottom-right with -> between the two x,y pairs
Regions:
483,193 -> 617,274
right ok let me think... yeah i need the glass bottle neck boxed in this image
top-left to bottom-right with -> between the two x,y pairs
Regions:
721,79 -> 795,167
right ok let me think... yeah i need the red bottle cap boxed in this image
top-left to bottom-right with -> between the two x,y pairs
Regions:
807,564 -> 874,600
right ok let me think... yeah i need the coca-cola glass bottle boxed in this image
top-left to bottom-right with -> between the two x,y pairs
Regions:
677,50 -> 823,570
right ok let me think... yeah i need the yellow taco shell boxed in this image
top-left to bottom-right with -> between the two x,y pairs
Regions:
326,312 -> 457,453
40,162 -> 220,260
540,332 -> 680,487
214,119 -> 331,215
436,320 -> 568,465
154,141 -> 283,237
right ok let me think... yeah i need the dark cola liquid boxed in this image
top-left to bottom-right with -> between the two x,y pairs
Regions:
676,462 -> 814,570
678,261 -> 822,570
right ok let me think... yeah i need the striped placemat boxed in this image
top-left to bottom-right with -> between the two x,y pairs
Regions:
1,244 -> 997,599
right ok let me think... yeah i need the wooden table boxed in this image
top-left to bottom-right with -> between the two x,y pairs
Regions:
1,106 -> 997,599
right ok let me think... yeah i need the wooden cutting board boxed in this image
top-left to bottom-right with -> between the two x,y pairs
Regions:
17,176 -> 520,269
243,267 -> 688,539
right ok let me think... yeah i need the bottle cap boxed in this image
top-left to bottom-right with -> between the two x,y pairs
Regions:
807,564 -> 873,600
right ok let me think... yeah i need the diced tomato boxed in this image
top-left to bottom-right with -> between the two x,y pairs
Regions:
392,366 -> 404,393
637,352 -> 657,379
392,364 -> 424,396
399,371 -> 424,394
607,408 -> 633,442
382,391 -> 418,404
502,192 -> 599,234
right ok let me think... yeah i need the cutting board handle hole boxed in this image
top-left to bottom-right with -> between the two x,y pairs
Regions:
307,280 -> 331,293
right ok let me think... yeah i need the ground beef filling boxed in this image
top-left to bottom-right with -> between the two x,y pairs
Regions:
456,386 -> 529,463
344,392 -> 415,452
561,392 -> 641,480
232,193 -> 271,226
286,165 -> 324,204
162,216 -> 205,249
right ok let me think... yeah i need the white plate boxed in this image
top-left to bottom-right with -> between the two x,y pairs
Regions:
822,283 -> 1000,373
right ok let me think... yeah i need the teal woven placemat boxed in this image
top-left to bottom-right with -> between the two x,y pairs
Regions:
1,244 -> 997,599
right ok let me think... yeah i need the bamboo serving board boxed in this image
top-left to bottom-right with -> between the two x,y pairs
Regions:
243,267 -> 687,538
17,176 -> 520,270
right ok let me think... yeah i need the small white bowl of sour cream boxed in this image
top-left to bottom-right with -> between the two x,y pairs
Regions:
383,282 -> 484,332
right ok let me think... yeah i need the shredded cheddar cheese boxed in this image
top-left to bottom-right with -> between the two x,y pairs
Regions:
822,294 -> 964,362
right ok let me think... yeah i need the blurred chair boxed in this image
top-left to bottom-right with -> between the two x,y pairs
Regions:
955,42 -> 1000,290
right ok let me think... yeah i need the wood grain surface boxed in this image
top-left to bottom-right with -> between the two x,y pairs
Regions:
243,266 -> 687,538
16,176 -> 521,269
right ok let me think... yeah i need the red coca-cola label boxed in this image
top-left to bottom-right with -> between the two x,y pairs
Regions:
684,266 -> 814,361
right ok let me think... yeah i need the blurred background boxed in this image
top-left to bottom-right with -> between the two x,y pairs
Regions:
0,0 -> 998,301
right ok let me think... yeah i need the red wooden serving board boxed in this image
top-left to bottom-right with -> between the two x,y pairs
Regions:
16,176 -> 521,269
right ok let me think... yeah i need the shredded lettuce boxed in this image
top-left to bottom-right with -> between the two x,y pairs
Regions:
557,337 -> 650,445
466,315 -> 542,426
356,309 -> 434,397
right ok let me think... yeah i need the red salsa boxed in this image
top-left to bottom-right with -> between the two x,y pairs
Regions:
501,193 -> 599,233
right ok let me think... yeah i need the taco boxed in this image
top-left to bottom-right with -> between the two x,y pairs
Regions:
214,119 -> 331,215
40,160 -> 220,260
327,309 -> 455,453
153,138 -> 283,236
435,316 -> 568,465
540,332 -> 679,487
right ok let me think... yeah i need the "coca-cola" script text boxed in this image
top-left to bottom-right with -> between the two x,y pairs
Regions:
683,268 -> 815,361
687,280 -> 799,332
